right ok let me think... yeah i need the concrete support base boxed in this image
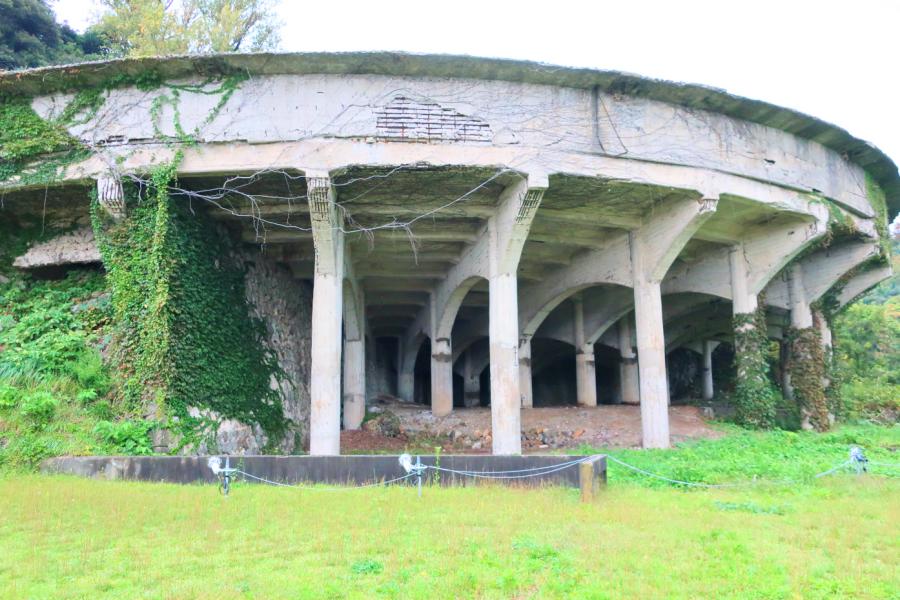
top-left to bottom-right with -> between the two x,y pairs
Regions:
701,339 -> 714,401
342,339 -> 365,430
618,317 -> 640,405
431,338 -> 453,417
398,372 -> 414,403
575,346 -> 598,407
489,273 -> 522,455
519,337 -> 533,408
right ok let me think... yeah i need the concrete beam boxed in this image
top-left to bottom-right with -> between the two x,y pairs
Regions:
765,241 -> 882,310
837,264 -> 893,308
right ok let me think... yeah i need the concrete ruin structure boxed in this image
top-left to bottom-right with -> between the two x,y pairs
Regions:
1,53 -> 896,455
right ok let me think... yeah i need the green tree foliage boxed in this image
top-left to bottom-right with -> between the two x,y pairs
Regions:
832,297 -> 899,422
0,0 -> 102,70
91,0 -> 280,57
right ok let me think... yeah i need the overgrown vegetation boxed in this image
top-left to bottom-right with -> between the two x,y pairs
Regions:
0,264 -> 155,470
92,171 -> 286,450
577,423 -> 899,486
730,306 -> 779,429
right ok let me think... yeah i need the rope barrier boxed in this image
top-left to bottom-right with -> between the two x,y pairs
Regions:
234,469 -> 415,491
208,445 -> 895,495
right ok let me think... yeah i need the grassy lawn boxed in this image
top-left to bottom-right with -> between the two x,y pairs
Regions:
1,426 -> 898,599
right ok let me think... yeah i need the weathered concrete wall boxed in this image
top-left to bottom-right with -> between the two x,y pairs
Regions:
12,227 -> 101,269
41,454 -> 606,487
34,73 -> 869,214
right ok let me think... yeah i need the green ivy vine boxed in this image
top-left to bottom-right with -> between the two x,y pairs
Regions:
785,324 -> 830,432
91,162 -> 287,449
731,303 -> 778,429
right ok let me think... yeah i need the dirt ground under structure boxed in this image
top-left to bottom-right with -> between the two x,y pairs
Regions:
342,399 -> 723,453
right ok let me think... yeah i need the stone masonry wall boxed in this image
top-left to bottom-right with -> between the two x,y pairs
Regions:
240,247 -> 313,452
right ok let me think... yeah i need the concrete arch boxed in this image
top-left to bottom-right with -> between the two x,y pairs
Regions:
435,275 -> 486,341
518,232 -> 633,338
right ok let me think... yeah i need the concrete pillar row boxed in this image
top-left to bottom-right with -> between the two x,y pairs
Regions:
618,316 -> 640,405
307,174 -> 344,456
572,295 -> 598,407
701,339 -> 714,401
519,336 -> 533,408
430,337 -> 453,417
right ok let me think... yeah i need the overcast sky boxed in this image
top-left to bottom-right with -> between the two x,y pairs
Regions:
53,0 -> 900,185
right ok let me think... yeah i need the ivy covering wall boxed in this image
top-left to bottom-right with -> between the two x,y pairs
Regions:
731,305 -> 778,429
92,174 -> 287,449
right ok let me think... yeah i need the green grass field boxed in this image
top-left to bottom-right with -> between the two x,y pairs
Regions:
1,426 -> 898,599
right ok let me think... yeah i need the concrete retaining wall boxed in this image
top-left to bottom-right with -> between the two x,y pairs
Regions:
41,454 -> 606,488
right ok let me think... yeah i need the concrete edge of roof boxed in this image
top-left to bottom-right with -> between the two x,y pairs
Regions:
1,50 -> 898,216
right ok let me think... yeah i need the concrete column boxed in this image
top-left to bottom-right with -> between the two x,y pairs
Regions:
632,277 -> 670,448
519,337 -> 533,408
463,350 -> 481,408
309,269 -> 343,454
342,338 -> 365,430
730,246 -> 758,315
308,175 -> 344,456
398,372 -> 414,402
618,316 -> 640,405
489,272 -> 522,455
631,233 -> 670,449
572,296 -> 597,407
430,337 -> 453,416
789,265 -> 813,329
701,340 -> 714,401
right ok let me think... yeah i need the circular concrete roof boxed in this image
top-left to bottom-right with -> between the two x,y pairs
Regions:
2,51 -> 897,214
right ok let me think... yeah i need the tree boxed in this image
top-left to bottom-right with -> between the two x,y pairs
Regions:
91,0 -> 281,57
0,0 -> 101,70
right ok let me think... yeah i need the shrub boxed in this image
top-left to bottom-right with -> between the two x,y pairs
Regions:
0,384 -> 20,409
20,391 -> 58,428
93,420 -> 154,455
76,389 -> 99,404
840,380 -> 899,424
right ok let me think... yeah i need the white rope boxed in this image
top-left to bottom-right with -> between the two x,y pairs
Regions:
233,469 -> 414,490
427,460 -> 591,480
868,461 -> 900,468
427,455 -> 597,476
604,456 -> 853,489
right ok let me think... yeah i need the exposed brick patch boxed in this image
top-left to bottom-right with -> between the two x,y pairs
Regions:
375,96 -> 491,143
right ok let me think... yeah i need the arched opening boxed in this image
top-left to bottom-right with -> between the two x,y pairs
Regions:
531,338 -> 577,406
594,344 -> 620,404
412,338 -> 431,406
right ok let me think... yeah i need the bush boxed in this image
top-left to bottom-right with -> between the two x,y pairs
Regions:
69,350 -> 110,394
840,380 -> 899,424
20,391 -> 58,428
93,420 -> 154,455
0,384 -> 20,409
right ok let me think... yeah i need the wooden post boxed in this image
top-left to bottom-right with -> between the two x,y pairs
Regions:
579,456 -> 604,502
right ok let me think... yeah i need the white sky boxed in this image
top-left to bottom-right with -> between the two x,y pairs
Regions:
52,0 -> 900,177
